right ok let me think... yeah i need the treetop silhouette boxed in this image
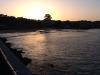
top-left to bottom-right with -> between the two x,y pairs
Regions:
44,14 -> 52,20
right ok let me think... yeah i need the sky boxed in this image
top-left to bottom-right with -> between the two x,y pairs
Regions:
0,0 -> 100,21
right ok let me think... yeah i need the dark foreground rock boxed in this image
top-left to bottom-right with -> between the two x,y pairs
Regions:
0,51 -> 14,75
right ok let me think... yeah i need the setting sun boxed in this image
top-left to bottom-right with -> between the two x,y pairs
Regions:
4,0 -> 61,20
23,8 -> 45,20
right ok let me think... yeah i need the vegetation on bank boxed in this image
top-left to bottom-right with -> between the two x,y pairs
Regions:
0,14 -> 100,30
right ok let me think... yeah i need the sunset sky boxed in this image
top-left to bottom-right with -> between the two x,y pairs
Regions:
0,0 -> 100,21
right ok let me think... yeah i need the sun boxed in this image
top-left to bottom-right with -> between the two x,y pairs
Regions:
23,8 -> 46,20
13,2 -> 60,20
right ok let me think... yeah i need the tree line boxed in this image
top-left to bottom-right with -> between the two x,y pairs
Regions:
0,14 -> 100,30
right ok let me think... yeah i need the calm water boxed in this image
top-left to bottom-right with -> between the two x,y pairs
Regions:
0,29 -> 100,75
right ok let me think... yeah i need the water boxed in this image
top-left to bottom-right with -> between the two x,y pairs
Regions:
0,29 -> 100,75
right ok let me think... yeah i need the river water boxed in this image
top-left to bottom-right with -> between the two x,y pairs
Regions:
0,29 -> 100,75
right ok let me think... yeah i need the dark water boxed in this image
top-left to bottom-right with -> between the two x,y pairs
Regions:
0,29 -> 100,75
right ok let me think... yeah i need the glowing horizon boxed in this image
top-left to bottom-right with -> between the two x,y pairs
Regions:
0,0 -> 100,21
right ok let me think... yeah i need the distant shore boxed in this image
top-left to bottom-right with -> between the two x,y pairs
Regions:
0,14 -> 100,30
0,29 -> 36,33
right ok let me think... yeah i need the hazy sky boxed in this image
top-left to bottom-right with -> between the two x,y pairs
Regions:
0,0 -> 100,20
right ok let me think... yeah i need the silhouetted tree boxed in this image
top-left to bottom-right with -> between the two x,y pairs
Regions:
44,14 -> 52,20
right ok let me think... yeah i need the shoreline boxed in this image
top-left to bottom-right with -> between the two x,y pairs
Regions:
0,28 -> 91,33
0,37 -> 32,65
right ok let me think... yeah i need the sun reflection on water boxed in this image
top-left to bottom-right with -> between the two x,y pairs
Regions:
21,33 -> 48,61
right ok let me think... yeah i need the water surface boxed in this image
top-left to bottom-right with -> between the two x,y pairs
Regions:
0,29 -> 100,75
